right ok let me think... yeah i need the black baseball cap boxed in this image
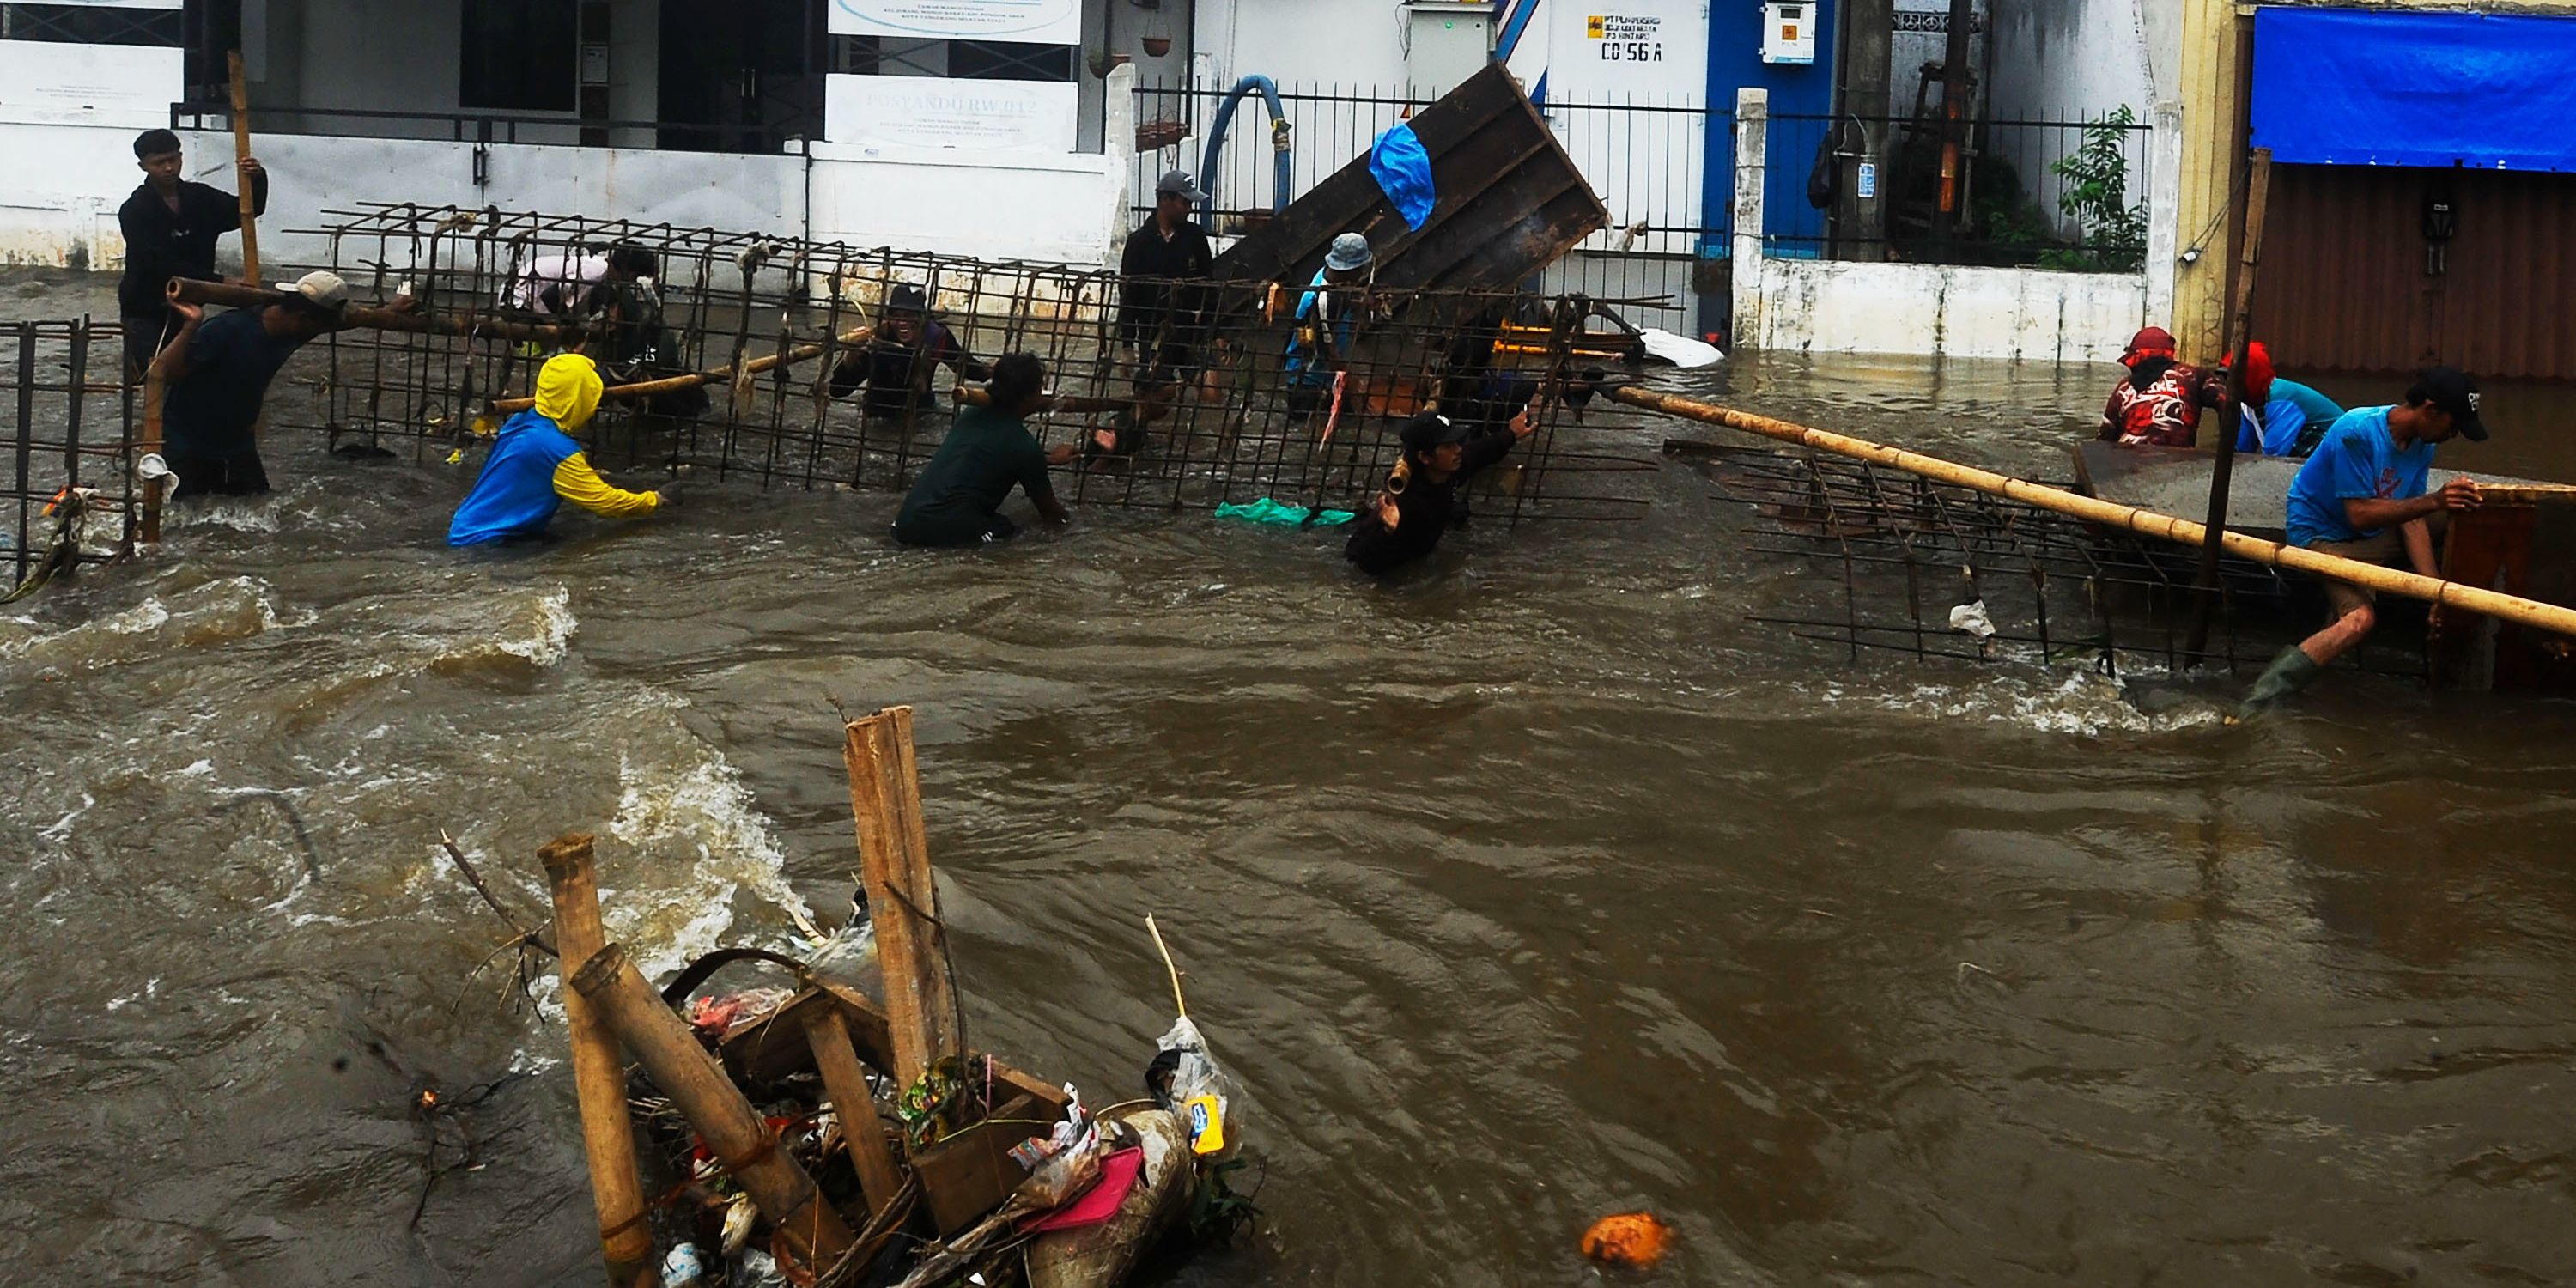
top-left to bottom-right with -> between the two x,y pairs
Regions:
1400,411 -> 1470,453
2412,365 -> 2487,440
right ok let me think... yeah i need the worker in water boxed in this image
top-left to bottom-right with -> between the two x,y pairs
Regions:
152,271 -> 355,500
1099,169 -> 1217,461
1345,403 -> 1536,577
447,351 -> 671,545
2098,325 -> 2226,447
1284,233 -> 1376,424
2229,343 -> 2349,458
830,283 -> 990,421
892,352 -> 1076,547
2244,367 -> 2488,708
118,127 -> 268,380
503,244 -> 658,319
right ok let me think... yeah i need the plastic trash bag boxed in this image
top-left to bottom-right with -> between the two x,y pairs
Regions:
1148,1016 -> 1240,1157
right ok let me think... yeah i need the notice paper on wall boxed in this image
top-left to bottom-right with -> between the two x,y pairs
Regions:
829,0 -> 1082,45
824,75 -> 1079,153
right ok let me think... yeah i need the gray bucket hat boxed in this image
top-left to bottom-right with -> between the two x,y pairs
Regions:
1324,232 -> 1374,273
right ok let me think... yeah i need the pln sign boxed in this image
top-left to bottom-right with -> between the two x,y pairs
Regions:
829,0 -> 1081,45
1555,1 -> 1706,98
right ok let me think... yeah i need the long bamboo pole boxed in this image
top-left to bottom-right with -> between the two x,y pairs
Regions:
225,52 -> 260,289
491,322 -> 875,414
572,942 -> 857,1269
2185,148 -> 2273,659
1612,386 -> 2576,640
168,278 -> 575,344
538,835 -> 654,1288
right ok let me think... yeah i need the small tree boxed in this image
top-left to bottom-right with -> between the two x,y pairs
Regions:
2044,106 -> 2147,272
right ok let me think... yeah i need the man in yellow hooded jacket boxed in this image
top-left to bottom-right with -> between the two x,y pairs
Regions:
448,352 -> 669,545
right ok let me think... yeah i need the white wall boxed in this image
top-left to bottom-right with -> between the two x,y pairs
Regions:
1756,258 -> 2147,362
0,42 -> 185,270
1192,0 -> 1413,91
1986,0 -> 2160,126
807,140 -> 1124,264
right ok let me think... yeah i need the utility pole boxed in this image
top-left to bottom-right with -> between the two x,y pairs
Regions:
1836,0 -> 1895,258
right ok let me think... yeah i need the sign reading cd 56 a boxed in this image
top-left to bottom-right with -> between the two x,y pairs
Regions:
1587,14 -> 1666,62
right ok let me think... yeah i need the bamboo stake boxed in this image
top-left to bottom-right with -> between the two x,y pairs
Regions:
226,52 -> 260,289
139,358 -> 166,544
169,278 -> 575,344
2185,148 -> 2273,659
841,706 -> 963,1088
801,1007 -> 908,1222
1611,386 -> 2576,640
491,322 -> 874,414
1145,914 -> 1188,1020
571,942 -> 856,1269
537,835 -> 654,1288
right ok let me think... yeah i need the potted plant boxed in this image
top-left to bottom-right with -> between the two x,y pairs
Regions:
1142,36 -> 1172,56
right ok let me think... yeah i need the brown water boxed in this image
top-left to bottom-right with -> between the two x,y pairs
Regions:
7,272 -> 2576,1286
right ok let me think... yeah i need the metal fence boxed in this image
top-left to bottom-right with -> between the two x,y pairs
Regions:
2,320 -> 139,594
1765,112 -> 2154,270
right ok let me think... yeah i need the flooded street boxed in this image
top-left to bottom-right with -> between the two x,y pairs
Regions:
6,273 -> 2576,1286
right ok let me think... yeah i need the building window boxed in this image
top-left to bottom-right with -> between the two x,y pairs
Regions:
951,40 -> 1073,82
460,0 -> 578,112
0,2 -> 183,45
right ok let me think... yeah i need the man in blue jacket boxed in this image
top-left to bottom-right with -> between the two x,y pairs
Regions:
449,352 -> 672,545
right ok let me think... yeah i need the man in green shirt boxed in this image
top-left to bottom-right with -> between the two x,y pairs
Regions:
892,352 -> 1075,546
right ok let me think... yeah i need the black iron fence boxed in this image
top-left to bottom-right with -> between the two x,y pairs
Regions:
2,320 -> 138,594
1764,111 -> 2154,270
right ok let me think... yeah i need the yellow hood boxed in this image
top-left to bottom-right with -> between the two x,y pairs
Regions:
535,352 -> 604,430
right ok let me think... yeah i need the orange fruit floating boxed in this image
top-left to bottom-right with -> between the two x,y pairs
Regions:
1580,1211 -> 1673,1269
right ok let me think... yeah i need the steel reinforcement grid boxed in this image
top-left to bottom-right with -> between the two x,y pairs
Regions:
2,319 -> 139,591
287,204 -> 1654,522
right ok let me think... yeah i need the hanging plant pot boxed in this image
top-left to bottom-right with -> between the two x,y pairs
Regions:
1141,36 -> 1172,57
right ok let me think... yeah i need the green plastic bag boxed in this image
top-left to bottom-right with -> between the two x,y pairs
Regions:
1213,496 -> 1354,527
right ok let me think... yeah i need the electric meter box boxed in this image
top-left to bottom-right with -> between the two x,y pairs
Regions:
1762,2 -> 1818,64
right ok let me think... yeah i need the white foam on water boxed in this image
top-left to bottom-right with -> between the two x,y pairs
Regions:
496,586 -> 577,666
0,574 -> 282,671
598,743 -> 816,986
1810,665 -> 2225,737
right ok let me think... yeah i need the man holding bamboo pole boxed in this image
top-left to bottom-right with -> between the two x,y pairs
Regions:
117,128 -> 267,380
2245,368 -> 2489,708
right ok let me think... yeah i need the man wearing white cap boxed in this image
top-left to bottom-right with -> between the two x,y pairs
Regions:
152,270 -> 356,499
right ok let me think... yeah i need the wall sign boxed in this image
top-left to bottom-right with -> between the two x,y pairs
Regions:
824,74 -> 1079,153
829,0 -> 1082,45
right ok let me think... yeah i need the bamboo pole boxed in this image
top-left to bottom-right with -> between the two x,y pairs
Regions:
802,1007 -> 908,1221
571,942 -> 856,1269
139,359 -> 166,544
491,322 -> 874,414
1611,386 -> 2576,640
168,278 -> 575,344
225,52 -> 260,289
2185,148 -> 2273,659
538,835 -> 654,1288
841,706 -> 963,1088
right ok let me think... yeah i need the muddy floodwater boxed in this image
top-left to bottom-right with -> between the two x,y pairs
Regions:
6,271 -> 2576,1285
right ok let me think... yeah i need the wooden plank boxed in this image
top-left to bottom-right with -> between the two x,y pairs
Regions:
911,1091 -> 1042,1236
803,1007 -> 909,1222
841,706 -> 963,1087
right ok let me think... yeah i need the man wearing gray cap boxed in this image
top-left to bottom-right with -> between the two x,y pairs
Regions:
151,270 -> 359,499
1107,169 -> 1216,458
1283,232 -> 1376,423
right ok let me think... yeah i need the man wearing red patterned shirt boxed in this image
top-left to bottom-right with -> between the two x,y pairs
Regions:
2097,326 -> 2227,447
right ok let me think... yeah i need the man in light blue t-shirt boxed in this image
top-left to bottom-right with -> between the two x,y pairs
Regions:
2245,367 -> 2489,709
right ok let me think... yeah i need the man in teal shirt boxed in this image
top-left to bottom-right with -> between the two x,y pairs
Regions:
893,353 -> 1075,546
2245,367 -> 2489,708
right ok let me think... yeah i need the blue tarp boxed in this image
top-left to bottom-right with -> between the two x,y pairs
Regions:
1370,123 -> 1439,230
2253,8 -> 2576,172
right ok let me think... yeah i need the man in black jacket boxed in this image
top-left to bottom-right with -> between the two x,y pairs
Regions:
118,128 -> 268,380
1345,404 -> 1536,577
1098,170 -> 1213,461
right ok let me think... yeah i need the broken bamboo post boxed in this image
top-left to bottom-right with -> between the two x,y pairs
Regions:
537,834 -> 654,1288
490,322 -> 875,414
2185,147 -> 2274,661
802,1007 -> 908,1221
167,279 -> 575,344
572,942 -> 857,1269
841,705 -> 963,1088
1612,386 -> 2576,641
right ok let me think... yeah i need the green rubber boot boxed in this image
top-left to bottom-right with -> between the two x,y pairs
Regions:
2238,646 -> 2323,717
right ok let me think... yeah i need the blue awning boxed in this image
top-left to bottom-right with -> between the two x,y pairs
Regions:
2252,7 -> 2576,172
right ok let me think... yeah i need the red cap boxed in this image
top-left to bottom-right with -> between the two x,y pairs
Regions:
2122,326 -> 2178,367
2238,341 -> 2275,404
